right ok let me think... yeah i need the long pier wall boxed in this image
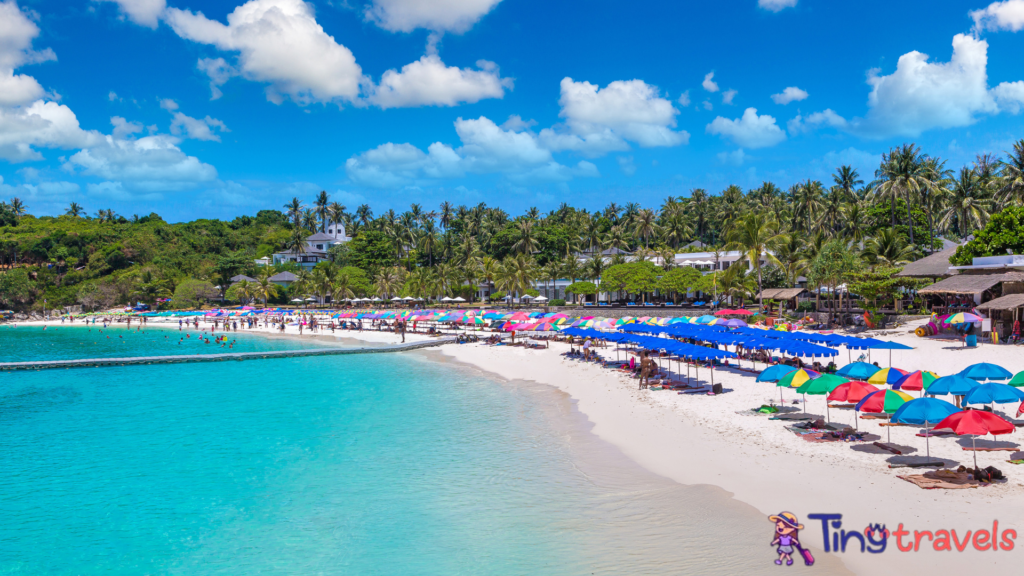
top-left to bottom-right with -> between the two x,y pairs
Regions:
0,338 -> 454,372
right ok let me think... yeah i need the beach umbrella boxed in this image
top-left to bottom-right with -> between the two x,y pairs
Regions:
933,410 -> 1015,469
797,374 -> 849,420
959,363 -> 1013,381
867,367 -> 908,385
866,340 -> 913,366
855,389 -> 914,414
697,315 -> 717,324
944,312 -> 983,324
731,309 -> 754,316
926,374 -> 981,396
714,309 -> 736,316
892,370 -> 940,393
723,319 -> 747,327
963,383 -> 1024,405
890,398 -> 962,458
531,322 -> 558,331
756,365 -> 796,382
836,362 -> 881,380
828,381 -> 879,403
777,368 -> 820,388
1009,371 -> 1024,387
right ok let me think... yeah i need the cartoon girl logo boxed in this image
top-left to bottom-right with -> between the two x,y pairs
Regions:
769,512 -> 814,566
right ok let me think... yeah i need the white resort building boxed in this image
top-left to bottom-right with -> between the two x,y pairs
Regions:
266,226 -> 350,271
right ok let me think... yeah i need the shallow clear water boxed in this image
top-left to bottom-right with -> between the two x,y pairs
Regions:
0,326 -> 846,574
0,324 -> 330,363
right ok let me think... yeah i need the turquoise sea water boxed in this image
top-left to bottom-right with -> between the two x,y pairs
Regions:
0,326 -> 843,575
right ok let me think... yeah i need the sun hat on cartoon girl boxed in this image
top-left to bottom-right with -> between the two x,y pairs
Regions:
769,512 -> 804,530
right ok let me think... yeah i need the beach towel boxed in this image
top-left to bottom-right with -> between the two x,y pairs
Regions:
1006,459 -> 1024,465
888,461 -> 944,469
898,470 -> 982,490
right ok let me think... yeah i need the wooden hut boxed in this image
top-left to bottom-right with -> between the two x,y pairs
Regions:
977,294 -> 1024,341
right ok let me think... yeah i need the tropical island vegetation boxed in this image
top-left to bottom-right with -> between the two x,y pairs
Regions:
2,140 -> 1024,313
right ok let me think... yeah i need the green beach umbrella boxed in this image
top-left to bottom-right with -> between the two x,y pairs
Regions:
796,374 -> 849,421
1009,371 -> 1024,387
775,369 -> 819,406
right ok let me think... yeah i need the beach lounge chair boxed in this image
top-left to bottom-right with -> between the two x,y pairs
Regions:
599,302 -> 609,306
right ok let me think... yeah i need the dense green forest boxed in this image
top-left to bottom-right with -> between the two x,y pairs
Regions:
2,140 -> 1024,312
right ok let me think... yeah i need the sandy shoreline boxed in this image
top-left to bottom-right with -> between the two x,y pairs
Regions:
15,316 -> 1024,573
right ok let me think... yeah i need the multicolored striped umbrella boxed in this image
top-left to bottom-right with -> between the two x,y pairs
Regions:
892,370 -> 940,392
867,367 -> 908,385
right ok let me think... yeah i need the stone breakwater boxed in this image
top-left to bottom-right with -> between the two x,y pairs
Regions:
0,337 -> 455,372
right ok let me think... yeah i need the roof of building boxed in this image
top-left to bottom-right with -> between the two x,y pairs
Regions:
275,248 -> 327,256
917,272 -> 1024,295
756,287 -> 808,300
977,294 -> 1024,311
306,232 -> 336,241
896,246 -> 959,278
230,274 -> 257,282
268,271 -> 298,282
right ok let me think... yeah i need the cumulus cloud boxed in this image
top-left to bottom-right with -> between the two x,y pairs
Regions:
858,34 -> 998,137
64,134 -> 218,192
196,57 -> 235,100
971,0 -> 1024,33
159,99 -> 229,141
0,0 -> 57,107
346,116 -> 598,188
0,101 -> 103,162
110,116 -> 144,138
97,0 -> 166,28
538,77 -> 688,156
164,0 -> 364,105
787,109 -> 847,134
993,81 -> 1024,113
758,0 -> 798,12
678,90 -> 690,106
771,86 -> 808,105
706,107 -> 786,148
363,0 -> 502,33
717,149 -> 747,166
722,89 -> 738,104
367,55 -> 512,109
702,72 -> 719,92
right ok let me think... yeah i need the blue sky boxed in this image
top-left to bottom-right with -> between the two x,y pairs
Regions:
4,0 -> 1024,221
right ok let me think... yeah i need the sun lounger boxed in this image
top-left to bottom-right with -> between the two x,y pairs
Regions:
898,470 -> 983,490
680,389 -> 708,394
963,447 -> 1017,452
872,442 -> 902,455
916,430 -> 954,437
860,414 -> 889,420
888,461 -> 944,469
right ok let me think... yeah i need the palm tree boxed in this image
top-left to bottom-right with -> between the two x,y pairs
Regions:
356,204 -> 373,228
284,197 -> 303,223
525,206 -> 540,220
998,139 -> 1024,207
939,167 -> 992,238
255,269 -> 280,306
603,202 -> 621,223
832,165 -> 863,201
314,191 -> 330,232
862,229 -> 915,269
687,189 -> 711,242
439,201 -> 454,231
8,197 -> 25,220
632,208 -> 658,247
65,202 -> 84,218
374,266 -> 405,299
327,201 -> 346,235
873,143 -> 936,245
132,271 -> 172,306
723,212 -> 788,309
331,270 -> 356,302
542,261 -> 562,301
287,226 -> 308,256
795,180 -> 824,233
301,208 -> 318,233
513,220 -> 539,254
841,201 -> 868,244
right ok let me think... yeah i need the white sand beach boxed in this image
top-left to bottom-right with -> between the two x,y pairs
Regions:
17,315 -> 1024,574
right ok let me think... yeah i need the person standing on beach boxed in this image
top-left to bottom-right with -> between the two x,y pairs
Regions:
639,351 -> 652,389
399,320 -> 406,343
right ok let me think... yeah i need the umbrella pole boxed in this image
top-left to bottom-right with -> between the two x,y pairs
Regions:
802,393 -> 806,413
887,424 -> 891,444
973,435 -> 978,470
854,409 -> 858,430
926,419 -> 930,459
826,401 -> 830,422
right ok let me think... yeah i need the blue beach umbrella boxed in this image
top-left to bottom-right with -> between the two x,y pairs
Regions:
891,398 -> 962,458
836,362 -> 881,380
756,365 -> 797,382
926,374 -> 981,396
963,383 -> 1024,405
959,363 -> 1013,381
866,340 -> 913,366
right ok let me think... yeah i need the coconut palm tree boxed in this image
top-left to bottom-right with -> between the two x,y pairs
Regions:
327,201 -> 346,235
374,266 -> 405,299
873,143 -> 936,245
8,197 -> 25,219
314,191 -> 330,232
513,219 -> 539,255
355,204 -> 373,228
255,269 -> 280,306
998,139 -> 1024,208
65,202 -> 84,218
632,208 -> 659,247
723,212 -> 788,309
284,197 -> 303,223
132,271 -> 172,306
862,229 -> 915,269
832,165 -> 863,201
939,167 -> 992,238
301,208 -> 318,233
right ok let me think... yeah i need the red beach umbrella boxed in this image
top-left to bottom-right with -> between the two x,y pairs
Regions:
827,381 -> 879,403
933,410 -> 1016,469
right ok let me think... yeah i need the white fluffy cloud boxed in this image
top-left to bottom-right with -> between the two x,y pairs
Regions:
678,91 -> 690,106
0,101 -> 103,162
771,86 -> 808,105
758,0 -> 798,12
706,107 -> 786,148
196,57 -> 235,100
722,89 -> 738,104
346,116 -> 598,188
702,72 -> 719,92
64,134 -> 217,192
160,99 -> 229,141
971,0 -> 1024,33
0,0 -> 57,107
859,34 -> 999,137
787,109 -> 847,134
993,81 -> 1024,113
97,0 -> 166,28
363,0 -> 502,33
538,77 -> 688,156
367,55 -> 512,109
164,0 -> 364,105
